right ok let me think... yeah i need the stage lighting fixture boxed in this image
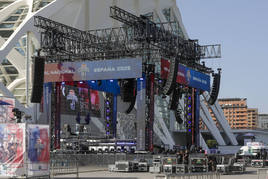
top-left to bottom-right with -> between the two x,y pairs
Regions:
184,89 -> 193,132
105,93 -> 114,137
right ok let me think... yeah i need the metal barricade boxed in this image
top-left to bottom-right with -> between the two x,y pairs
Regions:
50,155 -> 79,178
155,172 -> 221,179
258,168 -> 268,179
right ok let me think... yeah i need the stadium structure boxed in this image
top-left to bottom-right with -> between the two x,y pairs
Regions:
0,0 -> 241,153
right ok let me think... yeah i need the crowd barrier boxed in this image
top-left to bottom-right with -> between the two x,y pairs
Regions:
49,153 -> 153,177
154,172 -> 220,179
257,168 -> 268,179
50,154 -> 79,178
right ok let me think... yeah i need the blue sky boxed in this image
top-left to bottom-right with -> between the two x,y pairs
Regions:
176,0 -> 268,113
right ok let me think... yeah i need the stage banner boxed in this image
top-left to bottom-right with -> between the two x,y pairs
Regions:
177,64 -> 210,92
0,123 -> 26,177
161,59 -> 210,91
27,124 -> 50,176
136,75 -> 146,151
44,58 -> 142,82
0,97 -> 15,123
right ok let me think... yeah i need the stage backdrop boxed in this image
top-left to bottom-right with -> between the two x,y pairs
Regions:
44,58 -> 142,82
0,123 -> 25,177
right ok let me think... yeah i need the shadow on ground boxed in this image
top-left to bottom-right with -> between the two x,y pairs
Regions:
55,178 -> 137,179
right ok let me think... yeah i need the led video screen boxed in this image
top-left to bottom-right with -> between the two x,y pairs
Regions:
60,85 -> 101,117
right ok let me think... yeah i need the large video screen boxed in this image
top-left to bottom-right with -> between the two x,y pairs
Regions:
60,85 -> 101,117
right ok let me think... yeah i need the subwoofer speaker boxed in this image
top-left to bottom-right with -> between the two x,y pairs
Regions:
31,57 -> 45,103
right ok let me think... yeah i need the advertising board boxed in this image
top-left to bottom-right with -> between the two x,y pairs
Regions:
0,123 -> 25,177
161,59 -> 210,91
27,125 -> 50,176
44,58 -> 142,82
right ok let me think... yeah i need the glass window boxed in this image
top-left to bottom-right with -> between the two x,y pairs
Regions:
0,23 -> 15,28
5,66 -> 18,74
5,16 -> 19,22
1,59 -> 11,65
39,2 -> 50,8
14,9 -> 24,14
0,30 -> 13,38
15,47 -> 25,56
162,8 -> 171,22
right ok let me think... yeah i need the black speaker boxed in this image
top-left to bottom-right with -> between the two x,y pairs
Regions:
121,79 -> 135,102
31,57 -> 45,103
126,82 -> 137,114
208,70 -> 221,105
162,57 -> 179,95
175,110 -> 183,124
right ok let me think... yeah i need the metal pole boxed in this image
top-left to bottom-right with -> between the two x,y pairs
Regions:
26,32 -> 30,106
113,95 -> 117,138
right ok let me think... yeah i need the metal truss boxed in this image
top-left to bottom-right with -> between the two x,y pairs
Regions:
34,6 -> 220,74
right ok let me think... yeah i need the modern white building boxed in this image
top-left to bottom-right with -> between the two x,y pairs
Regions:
258,114 -> 268,129
0,0 -> 238,151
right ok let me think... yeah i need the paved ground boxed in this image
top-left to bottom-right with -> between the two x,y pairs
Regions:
53,167 -> 267,179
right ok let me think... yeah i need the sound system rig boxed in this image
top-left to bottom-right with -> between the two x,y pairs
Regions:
31,56 -> 45,103
33,6 -> 221,150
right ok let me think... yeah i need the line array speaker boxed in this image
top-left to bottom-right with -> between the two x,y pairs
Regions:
208,69 -> 221,105
31,57 -> 45,103
162,57 -> 179,95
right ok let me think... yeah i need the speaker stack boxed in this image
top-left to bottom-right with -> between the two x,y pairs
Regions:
31,57 -> 45,103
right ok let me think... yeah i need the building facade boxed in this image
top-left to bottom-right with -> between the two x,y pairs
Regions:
215,98 -> 258,129
258,114 -> 268,129
247,108 -> 258,129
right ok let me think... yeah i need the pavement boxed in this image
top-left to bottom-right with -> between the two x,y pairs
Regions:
53,167 -> 266,179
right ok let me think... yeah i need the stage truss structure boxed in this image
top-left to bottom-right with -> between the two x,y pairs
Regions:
33,6 -> 221,150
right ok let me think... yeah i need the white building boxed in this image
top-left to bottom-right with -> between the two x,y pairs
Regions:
258,114 -> 268,129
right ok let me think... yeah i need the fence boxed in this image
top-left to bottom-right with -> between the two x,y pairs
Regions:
49,153 -> 154,177
258,168 -> 268,179
154,172 -> 220,179
50,154 -> 79,178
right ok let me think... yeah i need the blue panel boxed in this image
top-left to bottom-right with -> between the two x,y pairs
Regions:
177,64 -> 210,91
87,80 -> 120,95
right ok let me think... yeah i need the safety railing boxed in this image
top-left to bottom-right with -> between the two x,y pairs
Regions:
258,168 -> 268,179
50,155 -> 79,178
155,172 -> 220,179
